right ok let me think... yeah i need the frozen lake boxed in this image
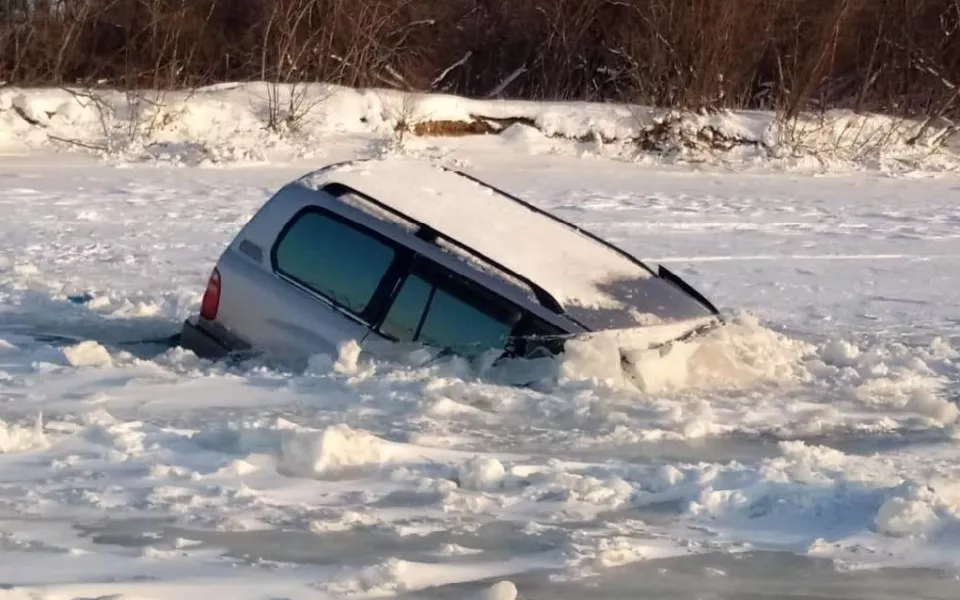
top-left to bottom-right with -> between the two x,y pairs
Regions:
1,150 -> 959,599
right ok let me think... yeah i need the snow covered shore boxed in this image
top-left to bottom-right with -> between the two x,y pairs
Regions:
1,83 -> 958,173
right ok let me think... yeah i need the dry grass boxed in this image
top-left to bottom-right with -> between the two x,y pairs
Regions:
407,119 -> 498,137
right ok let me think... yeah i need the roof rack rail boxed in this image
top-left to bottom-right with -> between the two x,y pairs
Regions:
319,182 -> 566,315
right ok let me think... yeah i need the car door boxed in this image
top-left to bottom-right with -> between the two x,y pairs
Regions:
361,256 -> 526,359
221,206 -> 409,362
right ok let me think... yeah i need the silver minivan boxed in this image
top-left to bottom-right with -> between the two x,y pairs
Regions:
179,158 -> 723,366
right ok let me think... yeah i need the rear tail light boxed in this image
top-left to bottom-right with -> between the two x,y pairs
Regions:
200,267 -> 221,321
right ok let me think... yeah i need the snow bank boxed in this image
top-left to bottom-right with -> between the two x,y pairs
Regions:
875,488 -> 943,538
474,581 -> 519,600
557,312 -> 813,394
1,83 -> 956,172
62,340 -> 113,368
280,423 -> 391,477
683,440 -> 960,567
808,335 -> 960,428
457,456 -> 507,491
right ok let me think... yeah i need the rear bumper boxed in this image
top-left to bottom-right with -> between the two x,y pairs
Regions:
179,316 -> 234,360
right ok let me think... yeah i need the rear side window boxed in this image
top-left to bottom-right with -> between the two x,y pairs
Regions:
379,267 -> 521,354
381,274 -> 432,341
273,210 -> 396,314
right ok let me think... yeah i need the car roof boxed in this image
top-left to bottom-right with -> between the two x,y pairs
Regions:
294,158 -> 658,322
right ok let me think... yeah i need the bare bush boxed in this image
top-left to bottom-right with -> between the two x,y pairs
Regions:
47,86 -> 178,155
0,0 -> 957,122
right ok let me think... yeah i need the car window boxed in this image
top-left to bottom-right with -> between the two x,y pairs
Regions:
380,274 -> 432,342
418,286 -> 518,354
515,314 -> 567,357
274,210 -> 396,315
379,266 -> 521,354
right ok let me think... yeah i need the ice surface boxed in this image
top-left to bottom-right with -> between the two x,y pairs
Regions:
0,102 -> 959,599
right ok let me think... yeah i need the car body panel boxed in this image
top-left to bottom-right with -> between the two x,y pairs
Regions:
181,159 -> 724,365
214,246 -> 372,362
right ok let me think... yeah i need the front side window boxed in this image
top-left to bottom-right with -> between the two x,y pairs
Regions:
378,266 -> 521,354
274,210 -> 396,315
417,287 -> 517,353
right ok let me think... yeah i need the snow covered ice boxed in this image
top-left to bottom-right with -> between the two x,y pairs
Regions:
1,89 -> 960,599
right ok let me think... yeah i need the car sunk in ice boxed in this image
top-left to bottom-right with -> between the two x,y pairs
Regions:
179,158 -> 723,366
